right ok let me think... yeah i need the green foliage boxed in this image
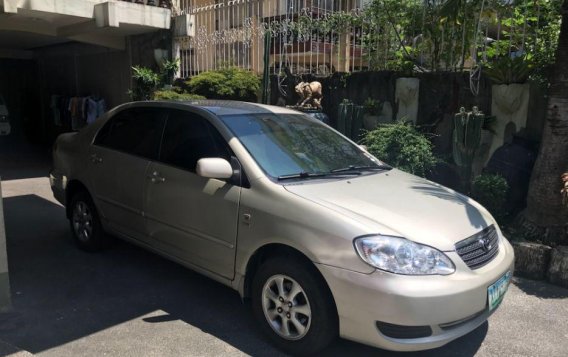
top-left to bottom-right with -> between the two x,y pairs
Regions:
153,90 -> 205,101
186,67 -> 260,101
131,66 -> 160,101
482,0 -> 562,83
160,58 -> 180,86
275,0 -> 561,74
363,98 -> 382,115
362,121 -> 437,177
484,56 -> 534,84
471,174 -> 509,220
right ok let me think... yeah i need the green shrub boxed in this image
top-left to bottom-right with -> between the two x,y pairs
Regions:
186,67 -> 260,101
471,174 -> 509,219
362,121 -> 437,177
153,90 -> 205,101
131,66 -> 160,101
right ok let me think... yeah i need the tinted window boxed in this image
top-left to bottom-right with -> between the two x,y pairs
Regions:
94,108 -> 165,159
160,110 -> 230,171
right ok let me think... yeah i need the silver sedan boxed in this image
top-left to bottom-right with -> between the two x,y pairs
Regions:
50,100 -> 514,355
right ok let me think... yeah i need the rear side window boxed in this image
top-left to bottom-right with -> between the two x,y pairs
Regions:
94,108 -> 166,160
159,110 -> 231,172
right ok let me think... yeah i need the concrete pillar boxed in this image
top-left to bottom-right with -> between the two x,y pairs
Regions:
0,180 -> 11,311
338,33 -> 351,73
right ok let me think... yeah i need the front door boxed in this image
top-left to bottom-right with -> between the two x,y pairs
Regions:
88,107 -> 166,242
145,109 -> 240,279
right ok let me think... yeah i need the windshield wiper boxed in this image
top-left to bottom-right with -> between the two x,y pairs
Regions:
277,172 -> 329,180
277,170 -> 361,181
330,164 -> 392,173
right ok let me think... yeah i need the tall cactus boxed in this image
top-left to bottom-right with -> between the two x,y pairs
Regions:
452,106 -> 485,190
338,100 -> 364,140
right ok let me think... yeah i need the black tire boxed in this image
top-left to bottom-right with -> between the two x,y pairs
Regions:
68,191 -> 107,252
251,255 -> 338,356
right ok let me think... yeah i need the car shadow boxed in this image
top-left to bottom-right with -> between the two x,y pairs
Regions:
512,277 -> 568,299
0,194 -> 486,356
409,179 -> 489,230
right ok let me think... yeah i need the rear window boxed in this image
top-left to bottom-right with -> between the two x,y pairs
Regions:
94,108 -> 166,160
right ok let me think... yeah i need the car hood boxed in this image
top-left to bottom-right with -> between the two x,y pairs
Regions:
283,169 -> 495,251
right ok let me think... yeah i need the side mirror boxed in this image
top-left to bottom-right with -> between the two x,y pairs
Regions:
359,145 -> 368,151
196,158 -> 233,179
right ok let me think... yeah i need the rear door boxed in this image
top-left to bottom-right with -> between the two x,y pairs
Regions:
88,107 -> 166,242
144,109 -> 241,278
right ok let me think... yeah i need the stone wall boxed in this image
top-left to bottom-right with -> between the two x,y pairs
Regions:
270,71 -> 547,157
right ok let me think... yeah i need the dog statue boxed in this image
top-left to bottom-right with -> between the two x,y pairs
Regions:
295,81 -> 323,110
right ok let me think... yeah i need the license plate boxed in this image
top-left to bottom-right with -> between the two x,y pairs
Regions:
488,271 -> 511,311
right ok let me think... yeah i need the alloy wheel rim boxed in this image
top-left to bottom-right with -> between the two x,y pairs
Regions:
72,201 -> 93,243
261,274 -> 311,340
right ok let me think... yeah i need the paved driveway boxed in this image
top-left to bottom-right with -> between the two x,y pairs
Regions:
1,176 -> 568,357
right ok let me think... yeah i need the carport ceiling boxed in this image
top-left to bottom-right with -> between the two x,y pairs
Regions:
0,30 -> 69,50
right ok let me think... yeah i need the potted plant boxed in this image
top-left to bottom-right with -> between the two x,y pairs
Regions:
130,66 -> 160,101
362,98 -> 382,130
485,56 -> 533,114
160,58 -> 180,88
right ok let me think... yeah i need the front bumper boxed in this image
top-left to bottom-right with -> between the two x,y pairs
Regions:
316,236 -> 515,351
49,170 -> 67,206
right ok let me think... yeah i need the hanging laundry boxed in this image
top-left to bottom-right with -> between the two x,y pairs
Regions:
52,94 -> 107,131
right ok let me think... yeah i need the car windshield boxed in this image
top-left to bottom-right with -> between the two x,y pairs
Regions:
219,113 -> 383,178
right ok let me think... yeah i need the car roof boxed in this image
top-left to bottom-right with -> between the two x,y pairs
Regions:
157,100 -> 301,116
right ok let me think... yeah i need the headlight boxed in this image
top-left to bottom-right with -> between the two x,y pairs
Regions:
354,235 -> 455,275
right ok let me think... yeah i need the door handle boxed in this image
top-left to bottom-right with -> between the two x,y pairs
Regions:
149,171 -> 165,184
90,154 -> 103,164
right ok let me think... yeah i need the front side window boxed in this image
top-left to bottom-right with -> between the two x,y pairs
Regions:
159,110 -> 230,172
94,108 -> 165,160
219,113 -> 381,178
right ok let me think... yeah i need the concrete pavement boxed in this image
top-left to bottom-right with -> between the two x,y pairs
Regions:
0,171 -> 567,356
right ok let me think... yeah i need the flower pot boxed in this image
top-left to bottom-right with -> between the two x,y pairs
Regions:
489,83 -> 530,163
395,77 -> 419,123
493,84 -> 525,114
363,114 -> 379,130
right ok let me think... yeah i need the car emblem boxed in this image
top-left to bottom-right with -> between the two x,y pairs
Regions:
479,238 -> 492,252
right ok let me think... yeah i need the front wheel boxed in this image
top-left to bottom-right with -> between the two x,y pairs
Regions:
251,256 -> 338,355
69,191 -> 106,252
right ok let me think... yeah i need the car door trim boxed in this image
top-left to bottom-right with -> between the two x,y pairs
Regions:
145,213 -> 235,249
97,196 -> 143,216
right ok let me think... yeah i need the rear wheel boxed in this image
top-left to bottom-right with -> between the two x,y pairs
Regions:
251,256 -> 338,355
69,191 -> 106,251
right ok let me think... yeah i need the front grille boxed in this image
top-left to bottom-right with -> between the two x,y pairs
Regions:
376,322 -> 432,339
455,225 -> 499,269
